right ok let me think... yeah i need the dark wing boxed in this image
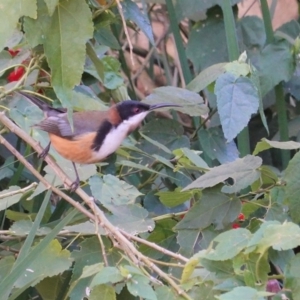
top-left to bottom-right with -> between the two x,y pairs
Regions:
35,111 -> 108,139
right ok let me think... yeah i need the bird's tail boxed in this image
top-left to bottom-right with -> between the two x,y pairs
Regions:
18,91 -> 66,114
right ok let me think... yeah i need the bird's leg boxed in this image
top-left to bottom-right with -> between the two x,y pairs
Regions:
70,162 -> 80,192
39,142 -> 51,159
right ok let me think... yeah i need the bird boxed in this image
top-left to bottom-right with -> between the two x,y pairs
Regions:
18,91 -> 180,191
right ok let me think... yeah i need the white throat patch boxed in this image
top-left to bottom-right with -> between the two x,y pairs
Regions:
92,111 -> 149,161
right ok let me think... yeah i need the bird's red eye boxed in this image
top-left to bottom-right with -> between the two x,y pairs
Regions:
133,107 -> 140,114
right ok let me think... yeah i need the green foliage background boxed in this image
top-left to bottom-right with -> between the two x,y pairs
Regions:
0,0 -> 300,299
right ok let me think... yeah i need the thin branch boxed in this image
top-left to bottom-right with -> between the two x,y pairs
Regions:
120,229 -> 189,263
0,182 -> 37,199
116,0 -> 134,65
148,257 -> 185,268
92,201 -> 109,267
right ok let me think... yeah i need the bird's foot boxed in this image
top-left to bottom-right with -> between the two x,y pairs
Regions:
70,178 -> 80,192
39,142 -> 51,159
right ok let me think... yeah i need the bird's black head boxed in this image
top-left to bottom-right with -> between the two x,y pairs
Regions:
115,101 -> 151,121
115,100 -> 181,121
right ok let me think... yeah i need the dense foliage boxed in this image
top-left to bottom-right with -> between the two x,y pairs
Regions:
0,0 -> 300,299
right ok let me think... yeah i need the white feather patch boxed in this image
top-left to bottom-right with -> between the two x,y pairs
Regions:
92,111 -> 148,160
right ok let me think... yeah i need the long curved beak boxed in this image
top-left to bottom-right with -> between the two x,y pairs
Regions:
149,103 -> 181,111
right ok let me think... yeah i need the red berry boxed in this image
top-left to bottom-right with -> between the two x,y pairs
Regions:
238,213 -> 245,221
8,49 -> 20,57
7,67 -> 25,82
232,223 -> 240,229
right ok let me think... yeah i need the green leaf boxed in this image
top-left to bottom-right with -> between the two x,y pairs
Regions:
250,64 -> 269,134
215,73 -> 259,142
139,132 -> 172,154
224,61 -> 251,77
198,128 -> 239,163
89,174 -> 142,207
126,274 -> 157,300
177,229 -> 202,257
9,97 -> 44,132
173,148 -> 209,169
253,138 -> 300,155
90,267 -> 123,287
35,275 -> 68,300
233,253 -> 269,285
155,286 -> 185,300
5,211 -> 37,222
94,27 -> 120,49
182,155 -> 262,193
0,256 -> 14,281
204,228 -> 252,261
254,40 -> 294,96
156,190 -> 192,208
0,186 -> 24,211
245,221 -> 278,254
107,204 -> 155,234
69,236 -> 121,300
139,219 -> 178,259
86,42 -> 105,82
175,190 -> 241,231
285,253 -> 300,299
101,56 -> 124,89
200,258 -> 234,278
90,284 -> 116,300
1,162 -> 83,296
116,160 -> 169,177
70,89 -> 106,111
0,0 -> 36,51
269,248 -> 294,272
122,0 -> 154,45
187,62 -> 227,93
15,189 -> 52,266
239,16 -> 266,48
33,0 -> 93,105
23,0 -> 51,48
144,86 -> 209,116
284,151 -> 300,222
14,239 -> 72,288
188,281 -> 220,300
0,165 -> 14,181
79,263 -> 104,279
44,0 -> 59,16
217,286 -> 272,300
181,258 -> 199,284
186,9 -> 227,73
64,221 -> 102,235
258,222 -> 300,252
284,63 -> 300,101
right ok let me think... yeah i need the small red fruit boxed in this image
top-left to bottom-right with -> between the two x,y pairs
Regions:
8,49 -> 20,57
7,67 -> 25,82
232,223 -> 240,229
238,213 -> 245,221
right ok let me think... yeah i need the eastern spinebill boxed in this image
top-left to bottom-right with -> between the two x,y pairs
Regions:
18,91 -> 180,191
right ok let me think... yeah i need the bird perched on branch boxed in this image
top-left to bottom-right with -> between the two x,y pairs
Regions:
18,91 -> 180,191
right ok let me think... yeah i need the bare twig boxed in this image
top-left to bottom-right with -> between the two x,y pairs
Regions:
120,229 -> 189,263
116,0 -> 134,65
170,35 -> 186,88
0,182 -> 37,199
92,201 -> 109,266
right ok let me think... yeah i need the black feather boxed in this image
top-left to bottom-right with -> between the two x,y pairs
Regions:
92,120 -> 113,151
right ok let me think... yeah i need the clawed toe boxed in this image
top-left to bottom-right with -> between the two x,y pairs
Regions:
70,179 -> 80,192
